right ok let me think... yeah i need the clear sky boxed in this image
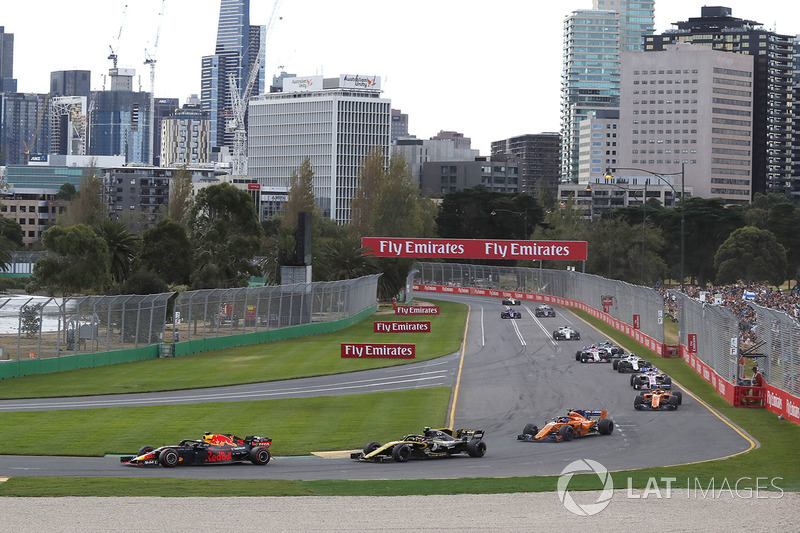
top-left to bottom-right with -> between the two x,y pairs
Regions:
4,0 -> 796,154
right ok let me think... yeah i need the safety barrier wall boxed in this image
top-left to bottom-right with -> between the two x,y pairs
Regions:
0,304 -> 378,381
414,262 -> 665,349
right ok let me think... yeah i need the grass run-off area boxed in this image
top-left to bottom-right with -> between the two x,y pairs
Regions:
0,302 -> 798,496
0,299 -> 466,399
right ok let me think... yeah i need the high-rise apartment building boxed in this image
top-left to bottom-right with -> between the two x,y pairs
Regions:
50,70 -> 91,98
645,6 -> 794,198
617,43 -> 754,204
248,74 -> 390,224
160,104 -> 210,167
391,109 -> 409,143
491,133 -> 561,195
153,98 -> 180,167
0,26 -> 16,93
201,0 -> 265,151
560,2 -> 654,183
0,93 -> 48,165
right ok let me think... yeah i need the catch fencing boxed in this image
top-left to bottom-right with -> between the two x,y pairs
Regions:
0,274 -> 380,362
414,262 -> 664,345
746,302 -> 800,397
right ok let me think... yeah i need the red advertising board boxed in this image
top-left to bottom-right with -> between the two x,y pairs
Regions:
374,321 -> 431,333
394,305 -> 440,316
764,385 -> 800,425
632,314 -> 640,329
247,183 -> 261,190
362,237 -> 587,261
341,343 -> 415,358
688,333 -> 697,353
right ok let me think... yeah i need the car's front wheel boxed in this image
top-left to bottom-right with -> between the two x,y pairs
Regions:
158,447 -> 179,468
522,423 -> 538,436
137,445 -> 154,456
363,441 -> 381,455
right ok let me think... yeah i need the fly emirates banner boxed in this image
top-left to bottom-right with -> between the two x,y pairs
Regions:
361,237 -> 587,261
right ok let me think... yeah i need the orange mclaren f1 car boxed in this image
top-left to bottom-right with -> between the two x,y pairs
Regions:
634,388 -> 683,410
517,409 -> 614,442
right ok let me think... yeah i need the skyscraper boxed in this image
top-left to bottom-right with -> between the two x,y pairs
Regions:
201,0 -> 264,152
0,26 -> 16,93
645,6 -> 794,198
560,1 -> 654,183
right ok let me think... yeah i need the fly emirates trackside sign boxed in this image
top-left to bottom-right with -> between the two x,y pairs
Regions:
341,343 -> 415,358
361,237 -> 587,261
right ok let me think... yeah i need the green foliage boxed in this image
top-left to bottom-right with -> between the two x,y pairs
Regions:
27,224 -> 112,296
96,219 -> 140,283
138,218 -> 193,285
437,186 -> 543,241
283,157 -> 321,230
57,167 -> 106,227
20,303 -> 44,338
120,270 -> 169,295
54,182 -> 77,201
188,183 -> 264,288
313,237 -> 377,281
0,216 -> 24,248
167,165 -> 194,225
714,226 -> 787,286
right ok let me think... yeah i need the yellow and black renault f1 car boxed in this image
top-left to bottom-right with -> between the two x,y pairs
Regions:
517,409 -> 614,442
120,433 -> 272,467
351,427 -> 486,462
634,388 -> 683,410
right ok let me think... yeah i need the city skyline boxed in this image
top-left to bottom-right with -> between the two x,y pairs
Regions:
3,0 -> 796,154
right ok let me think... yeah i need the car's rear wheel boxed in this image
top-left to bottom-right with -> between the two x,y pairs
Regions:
612,360 -> 620,370
137,445 -> 154,456
363,441 -> 381,455
249,446 -> 271,465
392,444 -> 411,463
158,447 -> 179,468
633,377 -> 643,389
467,439 -> 487,457
598,418 -> 614,435
557,425 -> 575,441
522,423 -> 538,436
663,377 -> 672,388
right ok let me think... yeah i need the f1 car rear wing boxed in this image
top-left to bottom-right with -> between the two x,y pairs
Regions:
568,409 -> 608,419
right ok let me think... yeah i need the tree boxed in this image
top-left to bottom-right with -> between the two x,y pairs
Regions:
187,183 -> 263,288
138,218 -> 193,286
714,226 -> 787,286
120,270 -> 169,295
313,237 -> 377,281
283,157 -> 320,229
764,203 -> 800,285
349,148 -> 385,236
57,166 -> 106,227
372,153 -> 431,237
27,224 -> 111,296
0,216 -> 24,248
168,165 -> 194,224
54,182 -> 77,201
96,219 -> 140,284
437,186 -> 543,241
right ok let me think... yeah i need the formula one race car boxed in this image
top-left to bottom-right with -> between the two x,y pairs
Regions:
351,427 -> 486,462
597,340 -> 625,357
501,307 -> 522,319
631,368 -> 673,390
553,325 -> 580,340
120,432 -> 272,467
613,353 -> 653,373
575,345 -> 612,363
535,305 -> 556,318
634,388 -> 683,410
502,298 -> 521,306
517,409 -> 614,442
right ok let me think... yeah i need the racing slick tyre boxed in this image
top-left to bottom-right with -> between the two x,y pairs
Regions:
598,418 -> 614,435
634,395 -> 645,410
158,447 -> 179,468
575,333 -> 580,340
580,354 -> 587,363
522,423 -> 538,436
392,444 -> 412,463
632,377 -> 643,389
673,391 -> 683,405
137,445 -> 155,456
249,446 -> 271,465
662,377 -> 673,388
612,360 -> 620,370
467,439 -> 487,458
576,351 -> 582,361
557,425 -> 575,441
363,441 -> 381,455
668,396 -> 679,410
618,362 -> 629,373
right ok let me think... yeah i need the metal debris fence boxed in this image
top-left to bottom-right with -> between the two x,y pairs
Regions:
414,262 -> 664,345
746,302 -> 800,397
0,274 -> 380,361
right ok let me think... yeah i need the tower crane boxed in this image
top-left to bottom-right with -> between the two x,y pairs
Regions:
226,0 -> 281,176
144,0 -> 166,166
108,4 -> 128,71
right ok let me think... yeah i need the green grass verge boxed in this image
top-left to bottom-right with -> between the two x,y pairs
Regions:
0,299 -> 466,399
0,388 -> 451,456
1,302 -> 797,497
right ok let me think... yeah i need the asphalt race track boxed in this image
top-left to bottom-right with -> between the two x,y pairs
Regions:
0,294 -> 755,481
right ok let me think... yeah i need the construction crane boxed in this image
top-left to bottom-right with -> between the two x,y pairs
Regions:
107,4 -> 128,71
144,0 -> 166,166
226,0 -> 281,176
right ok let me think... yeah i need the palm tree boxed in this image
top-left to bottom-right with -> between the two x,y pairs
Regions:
96,220 -> 140,284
